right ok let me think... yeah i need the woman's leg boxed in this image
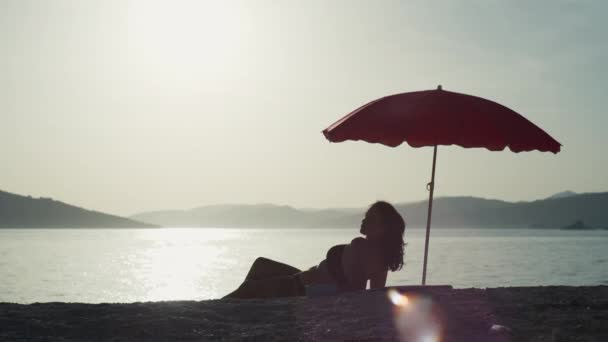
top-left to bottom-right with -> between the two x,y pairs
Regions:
225,275 -> 304,299
223,257 -> 302,299
244,257 -> 301,281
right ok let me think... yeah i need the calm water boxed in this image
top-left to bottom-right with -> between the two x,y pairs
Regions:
0,228 -> 606,303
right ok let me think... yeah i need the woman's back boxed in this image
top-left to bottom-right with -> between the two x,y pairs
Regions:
341,237 -> 388,290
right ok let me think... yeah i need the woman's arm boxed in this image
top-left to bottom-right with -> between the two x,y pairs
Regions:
342,237 -> 368,290
369,270 -> 387,289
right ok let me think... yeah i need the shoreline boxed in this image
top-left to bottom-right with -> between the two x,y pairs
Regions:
1,285 -> 606,341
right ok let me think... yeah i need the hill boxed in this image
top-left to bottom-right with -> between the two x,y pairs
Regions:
0,190 -> 158,228
130,204 -> 357,228
392,193 -> 608,228
546,191 -> 578,200
132,192 -> 608,229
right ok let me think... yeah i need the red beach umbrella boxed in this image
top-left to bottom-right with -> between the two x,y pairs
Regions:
322,86 -> 561,285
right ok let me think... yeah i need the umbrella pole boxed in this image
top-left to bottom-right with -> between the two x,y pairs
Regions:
422,145 -> 438,285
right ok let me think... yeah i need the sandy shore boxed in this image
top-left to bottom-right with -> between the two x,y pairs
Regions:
1,286 -> 606,341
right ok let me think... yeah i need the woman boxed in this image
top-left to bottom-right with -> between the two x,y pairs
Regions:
224,201 -> 406,299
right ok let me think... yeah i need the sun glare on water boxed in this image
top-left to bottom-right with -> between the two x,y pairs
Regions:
135,228 -> 230,301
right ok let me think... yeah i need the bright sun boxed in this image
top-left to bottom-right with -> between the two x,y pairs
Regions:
126,0 -> 245,76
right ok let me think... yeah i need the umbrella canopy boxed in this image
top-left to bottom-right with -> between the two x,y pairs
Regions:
323,86 -> 561,153
322,86 -> 561,285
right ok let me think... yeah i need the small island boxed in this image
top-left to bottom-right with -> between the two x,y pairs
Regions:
562,220 -> 594,230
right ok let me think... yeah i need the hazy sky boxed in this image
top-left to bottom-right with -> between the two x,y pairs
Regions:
1,0 -> 607,216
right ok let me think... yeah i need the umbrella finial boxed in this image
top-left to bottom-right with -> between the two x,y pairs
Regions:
437,85 -> 442,90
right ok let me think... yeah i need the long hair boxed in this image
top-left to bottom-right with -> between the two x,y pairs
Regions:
368,201 -> 406,271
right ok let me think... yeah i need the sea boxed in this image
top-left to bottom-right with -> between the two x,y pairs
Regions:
0,228 -> 606,304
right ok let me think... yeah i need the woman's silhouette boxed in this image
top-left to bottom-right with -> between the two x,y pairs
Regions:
225,201 -> 406,298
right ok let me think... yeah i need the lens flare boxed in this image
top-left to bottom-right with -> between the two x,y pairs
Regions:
388,288 -> 409,307
420,331 -> 439,342
388,289 -> 442,342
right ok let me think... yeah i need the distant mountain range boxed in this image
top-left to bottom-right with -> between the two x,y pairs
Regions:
0,190 -> 157,228
131,204 -> 362,229
2,189 -> 606,229
131,192 -> 608,229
